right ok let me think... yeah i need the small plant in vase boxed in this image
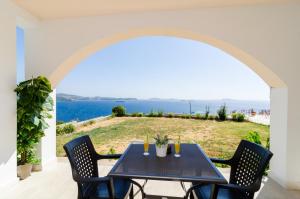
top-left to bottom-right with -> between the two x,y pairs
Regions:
154,134 -> 169,157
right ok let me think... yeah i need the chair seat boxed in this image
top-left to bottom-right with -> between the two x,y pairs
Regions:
192,184 -> 247,199
87,178 -> 131,199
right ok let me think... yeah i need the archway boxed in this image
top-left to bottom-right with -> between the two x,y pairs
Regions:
48,28 -> 289,188
49,28 -> 286,89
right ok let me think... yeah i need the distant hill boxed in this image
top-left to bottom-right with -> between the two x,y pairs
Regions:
57,93 -> 137,101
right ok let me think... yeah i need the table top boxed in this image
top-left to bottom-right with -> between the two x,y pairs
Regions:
108,144 -> 227,183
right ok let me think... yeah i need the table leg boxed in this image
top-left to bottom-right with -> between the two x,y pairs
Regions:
209,184 -> 218,199
110,178 -> 115,199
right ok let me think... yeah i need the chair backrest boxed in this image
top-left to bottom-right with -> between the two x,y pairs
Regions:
64,135 -> 99,196
229,140 -> 273,195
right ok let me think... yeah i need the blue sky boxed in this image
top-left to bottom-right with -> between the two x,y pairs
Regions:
17,27 -> 25,83
17,32 -> 269,100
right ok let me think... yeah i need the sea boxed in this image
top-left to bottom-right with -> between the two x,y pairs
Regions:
56,99 -> 270,122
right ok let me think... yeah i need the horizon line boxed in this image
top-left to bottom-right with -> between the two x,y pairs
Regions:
57,92 -> 270,102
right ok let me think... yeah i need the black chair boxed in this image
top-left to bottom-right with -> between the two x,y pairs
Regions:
186,140 -> 273,199
64,135 -> 145,199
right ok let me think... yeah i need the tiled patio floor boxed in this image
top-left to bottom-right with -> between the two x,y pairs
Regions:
1,158 -> 300,199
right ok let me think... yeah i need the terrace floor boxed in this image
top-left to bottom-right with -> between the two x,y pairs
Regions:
1,158 -> 300,199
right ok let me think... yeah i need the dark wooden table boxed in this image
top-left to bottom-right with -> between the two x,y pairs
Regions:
108,144 -> 227,199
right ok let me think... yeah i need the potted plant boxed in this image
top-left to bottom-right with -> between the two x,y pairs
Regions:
15,76 -> 53,179
154,134 -> 169,157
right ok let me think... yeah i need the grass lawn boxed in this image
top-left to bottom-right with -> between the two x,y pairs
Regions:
56,117 -> 269,160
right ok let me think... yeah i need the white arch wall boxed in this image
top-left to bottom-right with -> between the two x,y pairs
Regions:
23,3 -> 300,188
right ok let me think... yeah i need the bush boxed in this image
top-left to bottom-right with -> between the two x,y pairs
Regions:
232,113 -> 245,122
157,110 -> 164,117
112,106 -> 126,117
208,115 -> 216,120
195,113 -> 202,119
147,110 -> 156,117
131,112 -> 143,117
217,104 -> 227,121
56,121 -> 64,125
166,113 -> 174,118
245,131 -> 262,145
56,124 -> 75,135
181,114 -> 191,119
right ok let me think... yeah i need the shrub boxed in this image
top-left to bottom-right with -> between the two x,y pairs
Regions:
57,124 -> 76,135
232,113 -> 245,122
112,106 -> 126,117
181,114 -> 191,119
63,124 -> 76,134
131,112 -> 143,117
157,110 -> 164,117
56,125 -> 63,135
56,121 -> 64,125
245,131 -> 262,145
217,104 -> 227,121
166,113 -> 174,118
195,113 -> 202,119
147,110 -> 156,117
208,115 -> 216,120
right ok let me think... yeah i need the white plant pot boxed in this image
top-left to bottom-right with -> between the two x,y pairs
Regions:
17,164 -> 32,180
155,144 -> 168,157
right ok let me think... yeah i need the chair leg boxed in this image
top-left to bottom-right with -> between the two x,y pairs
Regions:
190,191 -> 194,199
129,186 -> 134,199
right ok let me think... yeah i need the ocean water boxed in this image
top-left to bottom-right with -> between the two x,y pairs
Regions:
56,99 -> 270,122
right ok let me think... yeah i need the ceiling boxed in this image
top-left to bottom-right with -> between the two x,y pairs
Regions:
13,0 -> 294,20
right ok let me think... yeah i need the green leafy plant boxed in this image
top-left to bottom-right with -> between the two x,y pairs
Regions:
112,106 -> 126,117
245,131 -> 262,145
154,134 -> 169,147
217,104 -> 227,121
232,113 -> 245,122
15,76 -> 53,165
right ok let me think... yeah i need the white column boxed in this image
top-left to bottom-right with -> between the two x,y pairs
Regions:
39,90 -> 57,166
286,84 -> 300,189
0,4 -> 18,187
269,87 -> 288,187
